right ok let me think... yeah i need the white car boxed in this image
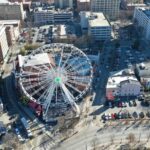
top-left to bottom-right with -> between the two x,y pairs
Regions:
104,113 -> 108,120
15,128 -> 25,142
108,113 -> 112,120
27,129 -> 33,138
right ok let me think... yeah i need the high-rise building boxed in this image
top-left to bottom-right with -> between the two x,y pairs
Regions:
0,1 -> 25,21
133,7 -> 150,39
54,0 -> 73,8
91,0 -> 120,20
0,25 -> 9,62
80,12 -> 111,40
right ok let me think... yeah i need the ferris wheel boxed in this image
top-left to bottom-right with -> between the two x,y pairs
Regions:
19,43 -> 93,119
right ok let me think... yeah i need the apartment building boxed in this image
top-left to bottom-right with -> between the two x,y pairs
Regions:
91,0 -> 120,20
133,7 -> 150,40
34,7 -> 73,25
0,1 -> 25,21
106,69 -> 141,100
0,20 -> 21,46
80,12 -> 111,40
0,25 -> 9,62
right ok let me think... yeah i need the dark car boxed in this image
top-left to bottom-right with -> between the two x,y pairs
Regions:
133,100 -> 137,106
129,101 -> 133,107
141,101 -> 150,107
118,102 -> 123,107
128,113 -> 132,119
146,112 -> 150,118
139,112 -> 145,119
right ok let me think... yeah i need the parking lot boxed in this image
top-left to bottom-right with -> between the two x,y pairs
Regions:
101,97 -> 150,123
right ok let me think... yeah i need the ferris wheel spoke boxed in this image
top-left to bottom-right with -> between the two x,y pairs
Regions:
75,68 -> 90,75
65,82 -> 82,94
63,57 -> 79,71
24,78 -> 52,91
67,79 -> 87,87
21,76 -> 47,83
60,83 -> 75,104
58,48 -> 64,67
39,64 -> 50,71
55,86 -> 58,103
67,75 -> 91,83
29,65 -> 48,73
61,50 -> 74,69
21,71 -> 46,77
30,81 -> 51,96
43,83 -> 56,117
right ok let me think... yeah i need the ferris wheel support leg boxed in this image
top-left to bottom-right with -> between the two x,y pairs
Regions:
72,102 -> 80,117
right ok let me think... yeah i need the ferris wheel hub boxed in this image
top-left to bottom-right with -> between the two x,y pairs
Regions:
54,77 -> 62,84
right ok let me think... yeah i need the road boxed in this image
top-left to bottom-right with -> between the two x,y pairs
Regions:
55,120 -> 150,150
93,40 -> 115,106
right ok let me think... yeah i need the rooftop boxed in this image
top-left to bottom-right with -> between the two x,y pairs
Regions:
18,53 -> 50,68
87,12 -> 110,27
35,7 -> 72,13
136,62 -> 150,77
0,20 -> 20,25
107,76 -> 140,89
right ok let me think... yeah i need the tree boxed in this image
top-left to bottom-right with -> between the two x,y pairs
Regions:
132,40 -> 140,50
2,133 -> 21,150
127,133 -> 136,143
24,44 -> 40,51
91,136 -> 98,150
20,48 -> 26,56
20,95 -> 29,105
110,135 -> 115,144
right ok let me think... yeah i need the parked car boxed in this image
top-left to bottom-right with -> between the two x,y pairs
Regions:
146,112 -> 150,118
129,101 -> 133,107
108,102 -> 112,108
118,112 -> 122,119
118,102 -> 123,107
15,128 -> 25,142
108,114 -> 112,120
122,102 -> 127,107
128,113 -> 132,119
104,113 -> 108,120
133,100 -> 137,106
139,112 -> 145,119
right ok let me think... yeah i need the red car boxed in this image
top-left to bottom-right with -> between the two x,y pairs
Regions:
111,113 -> 115,119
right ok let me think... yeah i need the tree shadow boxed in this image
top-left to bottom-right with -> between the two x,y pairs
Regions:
90,106 -> 108,116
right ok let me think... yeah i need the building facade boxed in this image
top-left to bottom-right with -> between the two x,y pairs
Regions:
133,7 -> 150,40
106,76 -> 142,98
0,20 -> 20,46
0,2 -> 25,20
34,8 -> 73,25
54,0 -> 73,8
0,25 -> 9,62
91,0 -> 120,20
80,12 -> 111,40
77,0 -> 90,11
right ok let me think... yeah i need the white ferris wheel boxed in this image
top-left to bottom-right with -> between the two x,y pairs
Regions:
18,43 -> 93,119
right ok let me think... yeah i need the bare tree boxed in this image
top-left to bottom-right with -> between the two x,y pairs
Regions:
127,133 -> 136,144
91,136 -> 98,150
146,133 -> 150,143
2,133 -> 21,150
110,134 -> 115,144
